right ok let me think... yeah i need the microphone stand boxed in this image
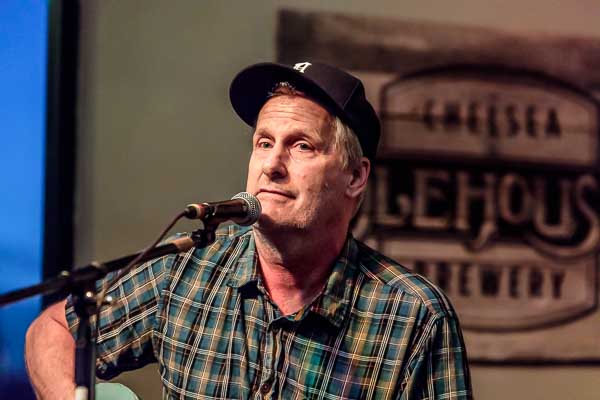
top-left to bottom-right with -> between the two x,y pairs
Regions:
0,225 -> 217,400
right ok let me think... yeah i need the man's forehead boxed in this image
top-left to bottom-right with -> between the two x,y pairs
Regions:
256,95 -> 332,132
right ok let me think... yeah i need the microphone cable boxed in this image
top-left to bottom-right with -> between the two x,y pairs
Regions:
93,210 -> 187,327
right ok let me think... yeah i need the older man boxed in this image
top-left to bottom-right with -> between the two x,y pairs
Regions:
26,61 -> 472,399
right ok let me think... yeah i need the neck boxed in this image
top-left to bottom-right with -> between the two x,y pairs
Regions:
253,225 -> 347,315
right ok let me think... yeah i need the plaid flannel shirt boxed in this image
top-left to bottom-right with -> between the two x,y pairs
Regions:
66,225 -> 472,399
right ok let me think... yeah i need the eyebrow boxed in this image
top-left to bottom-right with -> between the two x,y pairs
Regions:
252,128 -> 273,139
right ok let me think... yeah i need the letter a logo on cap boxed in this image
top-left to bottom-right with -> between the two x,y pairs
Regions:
293,62 -> 312,73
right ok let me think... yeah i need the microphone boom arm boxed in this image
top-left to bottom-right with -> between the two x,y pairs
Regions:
0,229 -> 215,307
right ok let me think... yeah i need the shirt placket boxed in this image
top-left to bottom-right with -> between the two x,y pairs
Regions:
254,298 -> 284,400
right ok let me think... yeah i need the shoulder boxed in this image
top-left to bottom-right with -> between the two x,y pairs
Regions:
182,224 -> 254,267
160,225 -> 255,296
202,224 -> 254,254
352,239 -> 457,320
214,224 -> 254,241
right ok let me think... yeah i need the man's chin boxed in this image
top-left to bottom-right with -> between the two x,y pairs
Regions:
252,214 -> 306,233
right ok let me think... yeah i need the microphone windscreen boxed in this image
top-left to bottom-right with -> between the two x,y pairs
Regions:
231,192 -> 262,226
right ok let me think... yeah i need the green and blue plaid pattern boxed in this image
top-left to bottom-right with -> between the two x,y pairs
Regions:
66,225 -> 471,399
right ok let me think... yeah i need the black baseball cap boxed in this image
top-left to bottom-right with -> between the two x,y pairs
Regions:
229,61 -> 381,161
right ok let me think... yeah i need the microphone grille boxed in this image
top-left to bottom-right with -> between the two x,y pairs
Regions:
231,192 -> 262,226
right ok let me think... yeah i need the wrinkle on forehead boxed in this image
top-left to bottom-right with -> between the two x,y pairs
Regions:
255,95 -> 335,144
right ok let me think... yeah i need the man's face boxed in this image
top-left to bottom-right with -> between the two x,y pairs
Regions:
246,95 -> 353,233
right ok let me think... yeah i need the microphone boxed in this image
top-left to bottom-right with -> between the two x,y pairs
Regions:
184,192 -> 261,226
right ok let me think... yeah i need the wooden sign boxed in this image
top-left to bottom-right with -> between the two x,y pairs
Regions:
278,9 -> 600,362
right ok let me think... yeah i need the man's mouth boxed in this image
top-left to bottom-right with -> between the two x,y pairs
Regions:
257,188 -> 295,199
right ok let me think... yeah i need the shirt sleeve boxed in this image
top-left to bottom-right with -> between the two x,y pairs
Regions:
65,253 -> 176,380
398,314 -> 473,400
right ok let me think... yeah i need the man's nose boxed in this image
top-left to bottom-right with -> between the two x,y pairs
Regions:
262,145 -> 288,179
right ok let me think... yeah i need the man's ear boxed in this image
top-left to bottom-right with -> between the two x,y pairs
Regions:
346,157 -> 370,199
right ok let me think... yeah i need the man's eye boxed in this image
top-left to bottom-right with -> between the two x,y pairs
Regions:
296,142 -> 312,151
256,141 -> 272,149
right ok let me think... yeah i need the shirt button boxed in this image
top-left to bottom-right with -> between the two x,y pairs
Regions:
260,382 -> 272,394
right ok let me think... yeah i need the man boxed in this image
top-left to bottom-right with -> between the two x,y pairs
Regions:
26,61 -> 472,399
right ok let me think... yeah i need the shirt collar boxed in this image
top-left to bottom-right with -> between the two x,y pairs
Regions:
226,230 -> 361,329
